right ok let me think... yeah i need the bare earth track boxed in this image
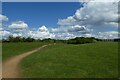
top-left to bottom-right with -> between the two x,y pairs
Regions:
2,44 -> 48,78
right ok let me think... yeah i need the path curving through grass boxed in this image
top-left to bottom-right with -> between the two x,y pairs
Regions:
2,44 -> 48,78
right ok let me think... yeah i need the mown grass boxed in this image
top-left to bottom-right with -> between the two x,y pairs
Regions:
2,42 -> 45,60
21,42 -> 118,78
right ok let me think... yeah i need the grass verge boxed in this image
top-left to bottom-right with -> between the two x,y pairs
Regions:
2,42 -> 45,60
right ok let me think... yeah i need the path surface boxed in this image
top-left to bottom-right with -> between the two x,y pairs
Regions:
2,44 -> 48,78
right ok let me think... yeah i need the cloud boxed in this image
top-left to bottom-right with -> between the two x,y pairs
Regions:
9,21 -> 28,30
83,33 -> 93,37
76,2 -> 118,27
0,29 -> 11,40
97,31 -> 119,39
50,24 -> 91,39
67,25 -> 86,32
0,14 -> 9,40
7,21 -> 30,38
51,26 -> 68,33
0,23 -> 2,28
38,25 -> 49,32
54,32 -> 75,40
87,0 -> 120,2
50,25 -> 93,39
1,1 -> 119,40
58,16 -> 76,26
0,14 -> 8,21
57,1 -> 119,39
51,25 -> 90,33
2,25 -> 55,40
58,2 -> 118,28
29,25 -> 55,39
8,21 -> 29,34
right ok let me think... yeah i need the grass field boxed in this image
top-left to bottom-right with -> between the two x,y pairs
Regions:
2,42 -> 46,60
21,42 -> 118,78
0,43 -> 2,60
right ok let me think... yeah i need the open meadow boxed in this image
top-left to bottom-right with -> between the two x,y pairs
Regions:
2,42 -> 118,78
16,42 -> 118,78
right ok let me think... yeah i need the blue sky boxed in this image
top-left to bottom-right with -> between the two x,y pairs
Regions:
3,2 -> 81,28
1,2 -> 119,40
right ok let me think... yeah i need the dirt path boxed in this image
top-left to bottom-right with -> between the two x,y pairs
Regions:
2,44 -> 48,78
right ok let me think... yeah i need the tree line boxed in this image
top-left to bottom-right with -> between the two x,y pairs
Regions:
67,37 -> 97,44
2,36 -> 66,43
1,36 -> 119,44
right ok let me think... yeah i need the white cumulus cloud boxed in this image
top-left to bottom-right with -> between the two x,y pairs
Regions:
58,2 -> 118,28
29,25 -> 55,39
67,25 -> 86,32
58,16 -> 76,26
97,31 -> 119,39
8,21 -> 29,38
54,32 -> 75,40
0,29 -> 11,40
57,1 -> 119,39
9,21 -> 28,30
0,14 -> 8,21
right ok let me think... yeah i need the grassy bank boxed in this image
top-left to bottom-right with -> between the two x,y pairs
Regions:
2,42 -> 45,60
21,42 -> 118,78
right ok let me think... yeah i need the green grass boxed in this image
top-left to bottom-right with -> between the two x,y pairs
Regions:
0,43 -> 2,61
2,42 -> 45,60
21,42 -> 118,78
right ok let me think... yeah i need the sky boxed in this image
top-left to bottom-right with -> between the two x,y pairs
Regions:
2,2 -> 81,28
0,1 -> 119,40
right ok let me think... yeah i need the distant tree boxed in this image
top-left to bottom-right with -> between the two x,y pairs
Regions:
114,38 -> 120,42
67,37 -> 97,44
25,37 -> 35,42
